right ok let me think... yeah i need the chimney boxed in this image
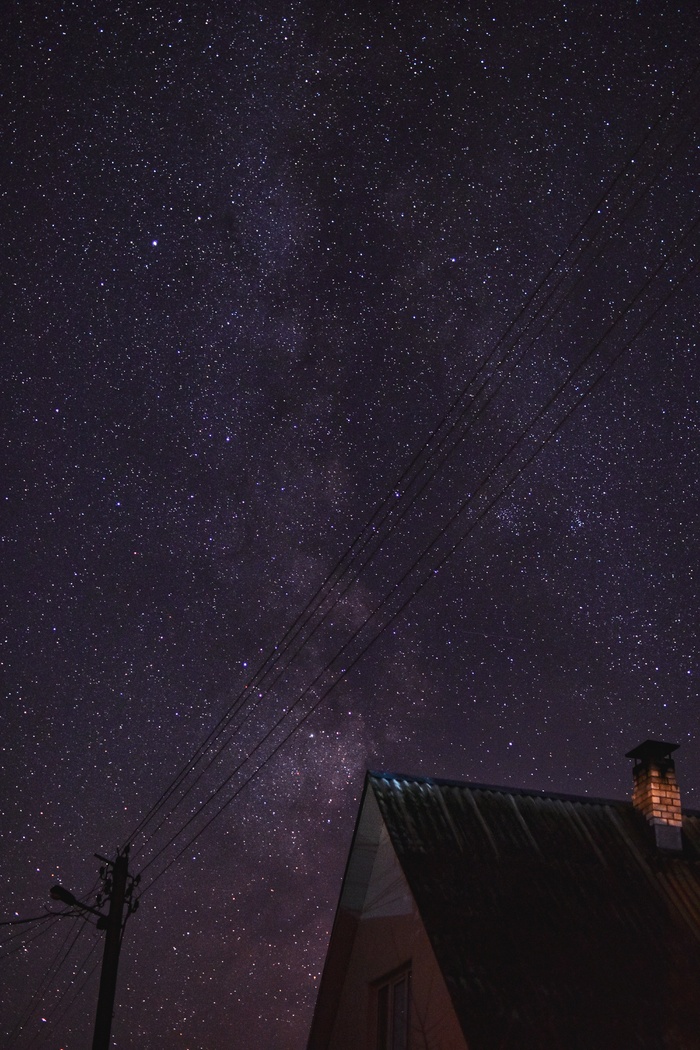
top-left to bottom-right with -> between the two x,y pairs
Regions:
625,740 -> 683,851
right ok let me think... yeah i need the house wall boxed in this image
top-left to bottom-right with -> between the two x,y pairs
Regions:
327,821 -> 467,1050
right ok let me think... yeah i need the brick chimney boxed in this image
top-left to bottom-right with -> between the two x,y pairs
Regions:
626,740 -> 682,851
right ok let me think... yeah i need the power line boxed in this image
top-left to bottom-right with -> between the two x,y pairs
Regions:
25,935 -> 101,1050
132,168 -> 700,885
123,67 -> 700,858
140,241 -> 699,894
0,912 -> 69,927
130,143 -> 700,869
134,211 -> 699,894
0,916 -> 67,962
6,918 -> 89,1047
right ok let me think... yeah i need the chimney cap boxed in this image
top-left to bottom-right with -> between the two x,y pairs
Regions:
625,739 -> 679,761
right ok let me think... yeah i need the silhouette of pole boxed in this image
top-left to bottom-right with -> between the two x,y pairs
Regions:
92,849 -> 129,1050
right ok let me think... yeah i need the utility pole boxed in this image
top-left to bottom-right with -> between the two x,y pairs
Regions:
50,847 -> 138,1050
91,848 -> 131,1050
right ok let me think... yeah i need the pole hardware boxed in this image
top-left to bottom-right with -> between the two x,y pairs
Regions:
49,847 -> 140,1050
91,846 -> 139,1050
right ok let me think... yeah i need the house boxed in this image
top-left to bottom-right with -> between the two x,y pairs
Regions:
307,741 -> 700,1050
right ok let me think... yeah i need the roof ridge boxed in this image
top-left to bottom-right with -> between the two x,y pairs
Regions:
368,769 -> 633,809
367,771 -> 700,816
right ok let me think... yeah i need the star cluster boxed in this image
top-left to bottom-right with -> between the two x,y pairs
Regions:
2,2 -> 699,1047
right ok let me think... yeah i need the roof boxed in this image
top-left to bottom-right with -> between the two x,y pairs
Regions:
365,770 -> 700,1049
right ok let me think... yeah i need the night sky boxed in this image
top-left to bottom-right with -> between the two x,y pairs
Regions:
2,2 -> 699,1047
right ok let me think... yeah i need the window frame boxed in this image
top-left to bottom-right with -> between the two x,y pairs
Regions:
374,964 -> 411,1050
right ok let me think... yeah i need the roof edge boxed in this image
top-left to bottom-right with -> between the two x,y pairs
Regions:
367,769 -> 700,813
368,768 -> 628,806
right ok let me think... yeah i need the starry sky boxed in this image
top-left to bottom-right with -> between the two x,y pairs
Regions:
2,1 -> 699,1047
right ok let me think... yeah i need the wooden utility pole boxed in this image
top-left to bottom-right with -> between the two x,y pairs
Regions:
92,849 -> 129,1050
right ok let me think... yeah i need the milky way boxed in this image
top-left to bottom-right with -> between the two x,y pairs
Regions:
3,2 -> 699,1048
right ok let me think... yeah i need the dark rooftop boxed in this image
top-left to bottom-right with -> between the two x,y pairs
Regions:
367,770 -> 700,1050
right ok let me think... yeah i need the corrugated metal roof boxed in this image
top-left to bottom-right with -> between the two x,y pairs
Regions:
368,772 -> 700,1050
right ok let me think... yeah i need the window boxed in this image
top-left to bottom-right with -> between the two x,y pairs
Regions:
376,967 -> 411,1050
